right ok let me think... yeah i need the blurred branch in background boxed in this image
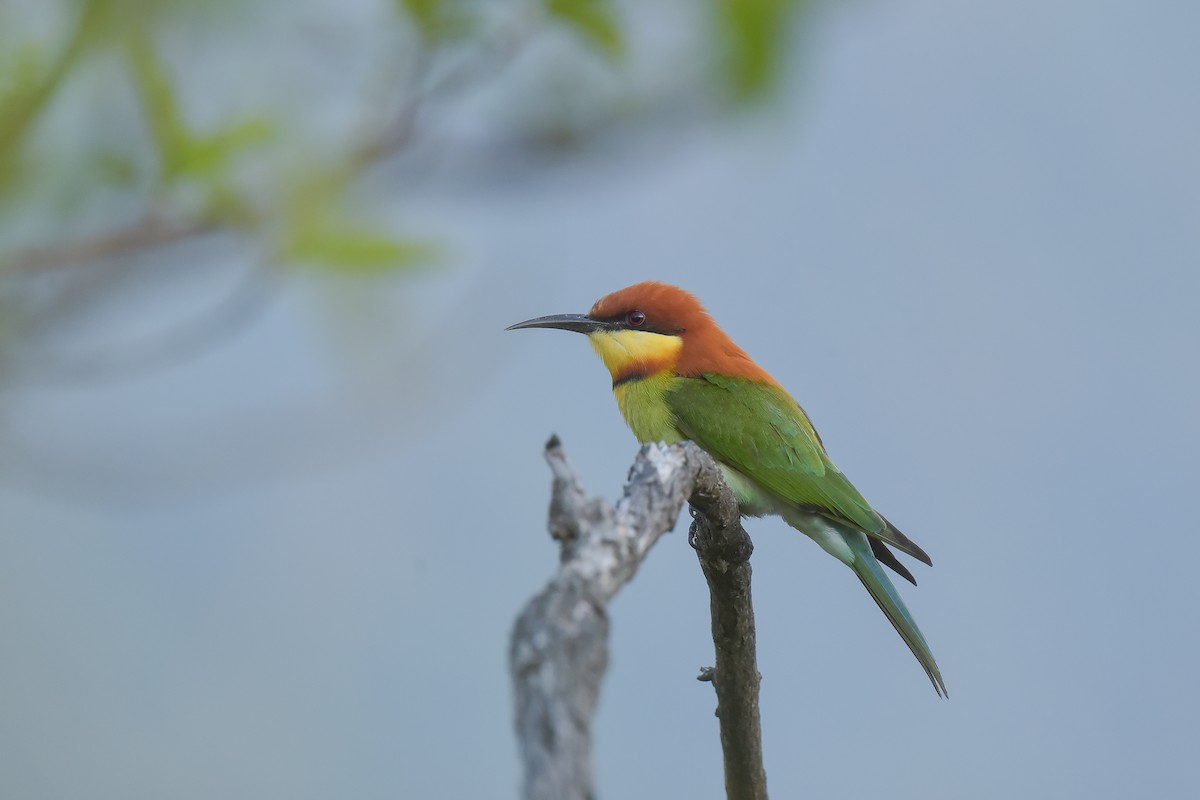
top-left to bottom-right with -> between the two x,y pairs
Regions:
0,0 -> 809,266
512,438 -> 766,800
0,0 -> 812,491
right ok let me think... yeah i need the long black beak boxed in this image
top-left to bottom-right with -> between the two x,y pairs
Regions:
505,313 -> 608,334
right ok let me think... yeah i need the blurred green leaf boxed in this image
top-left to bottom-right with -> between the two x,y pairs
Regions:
397,0 -> 439,35
282,184 -> 437,273
395,0 -> 475,42
546,0 -> 623,58
0,43 -> 44,109
125,28 -> 190,179
715,0 -> 804,100
0,0 -> 109,181
124,28 -> 274,221
285,224 -> 436,273
183,117 -> 276,175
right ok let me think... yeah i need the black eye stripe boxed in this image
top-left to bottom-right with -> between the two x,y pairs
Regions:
594,310 -> 678,333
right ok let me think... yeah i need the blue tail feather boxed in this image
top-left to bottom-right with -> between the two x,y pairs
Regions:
846,529 -> 947,697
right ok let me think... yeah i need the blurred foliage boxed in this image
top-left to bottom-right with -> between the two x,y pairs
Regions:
396,0 -> 476,42
280,167 -> 437,273
546,0 -> 623,58
0,0 -> 810,281
124,27 -> 275,187
717,0 -> 808,100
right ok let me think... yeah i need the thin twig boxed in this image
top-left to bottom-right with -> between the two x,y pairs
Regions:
2,215 -> 215,273
689,458 -> 769,800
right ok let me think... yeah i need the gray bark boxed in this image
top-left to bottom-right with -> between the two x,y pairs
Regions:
510,436 -> 767,800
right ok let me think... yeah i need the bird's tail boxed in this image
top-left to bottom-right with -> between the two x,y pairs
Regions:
846,530 -> 947,697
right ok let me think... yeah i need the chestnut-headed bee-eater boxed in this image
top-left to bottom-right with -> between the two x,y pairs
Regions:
508,281 -> 946,696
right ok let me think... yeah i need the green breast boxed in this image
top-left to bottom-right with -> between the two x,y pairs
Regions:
612,373 -> 685,444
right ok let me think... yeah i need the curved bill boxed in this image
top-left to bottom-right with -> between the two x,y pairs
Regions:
505,313 -> 607,334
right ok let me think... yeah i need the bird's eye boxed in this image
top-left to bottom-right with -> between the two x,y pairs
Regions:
626,310 -> 646,327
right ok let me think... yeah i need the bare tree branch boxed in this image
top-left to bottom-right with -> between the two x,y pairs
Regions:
510,437 -> 768,800
689,460 -> 769,800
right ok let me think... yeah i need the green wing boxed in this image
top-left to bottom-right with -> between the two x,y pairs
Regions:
666,373 -> 930,565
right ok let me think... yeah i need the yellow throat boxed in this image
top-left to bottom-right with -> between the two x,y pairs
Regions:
587,329 -> 683,383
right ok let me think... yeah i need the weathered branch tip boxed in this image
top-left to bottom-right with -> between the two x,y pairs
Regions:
512,437 -> 767,800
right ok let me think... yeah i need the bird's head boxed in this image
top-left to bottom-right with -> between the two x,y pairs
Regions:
507,281 -> 773,386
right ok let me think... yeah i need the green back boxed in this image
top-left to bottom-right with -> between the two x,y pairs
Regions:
666,373 -> 886,536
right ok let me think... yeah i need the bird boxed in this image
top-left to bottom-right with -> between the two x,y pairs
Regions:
507,281 -> 946,696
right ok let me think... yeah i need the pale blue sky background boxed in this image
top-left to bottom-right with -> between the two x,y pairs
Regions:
2,1 -> 1199,798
